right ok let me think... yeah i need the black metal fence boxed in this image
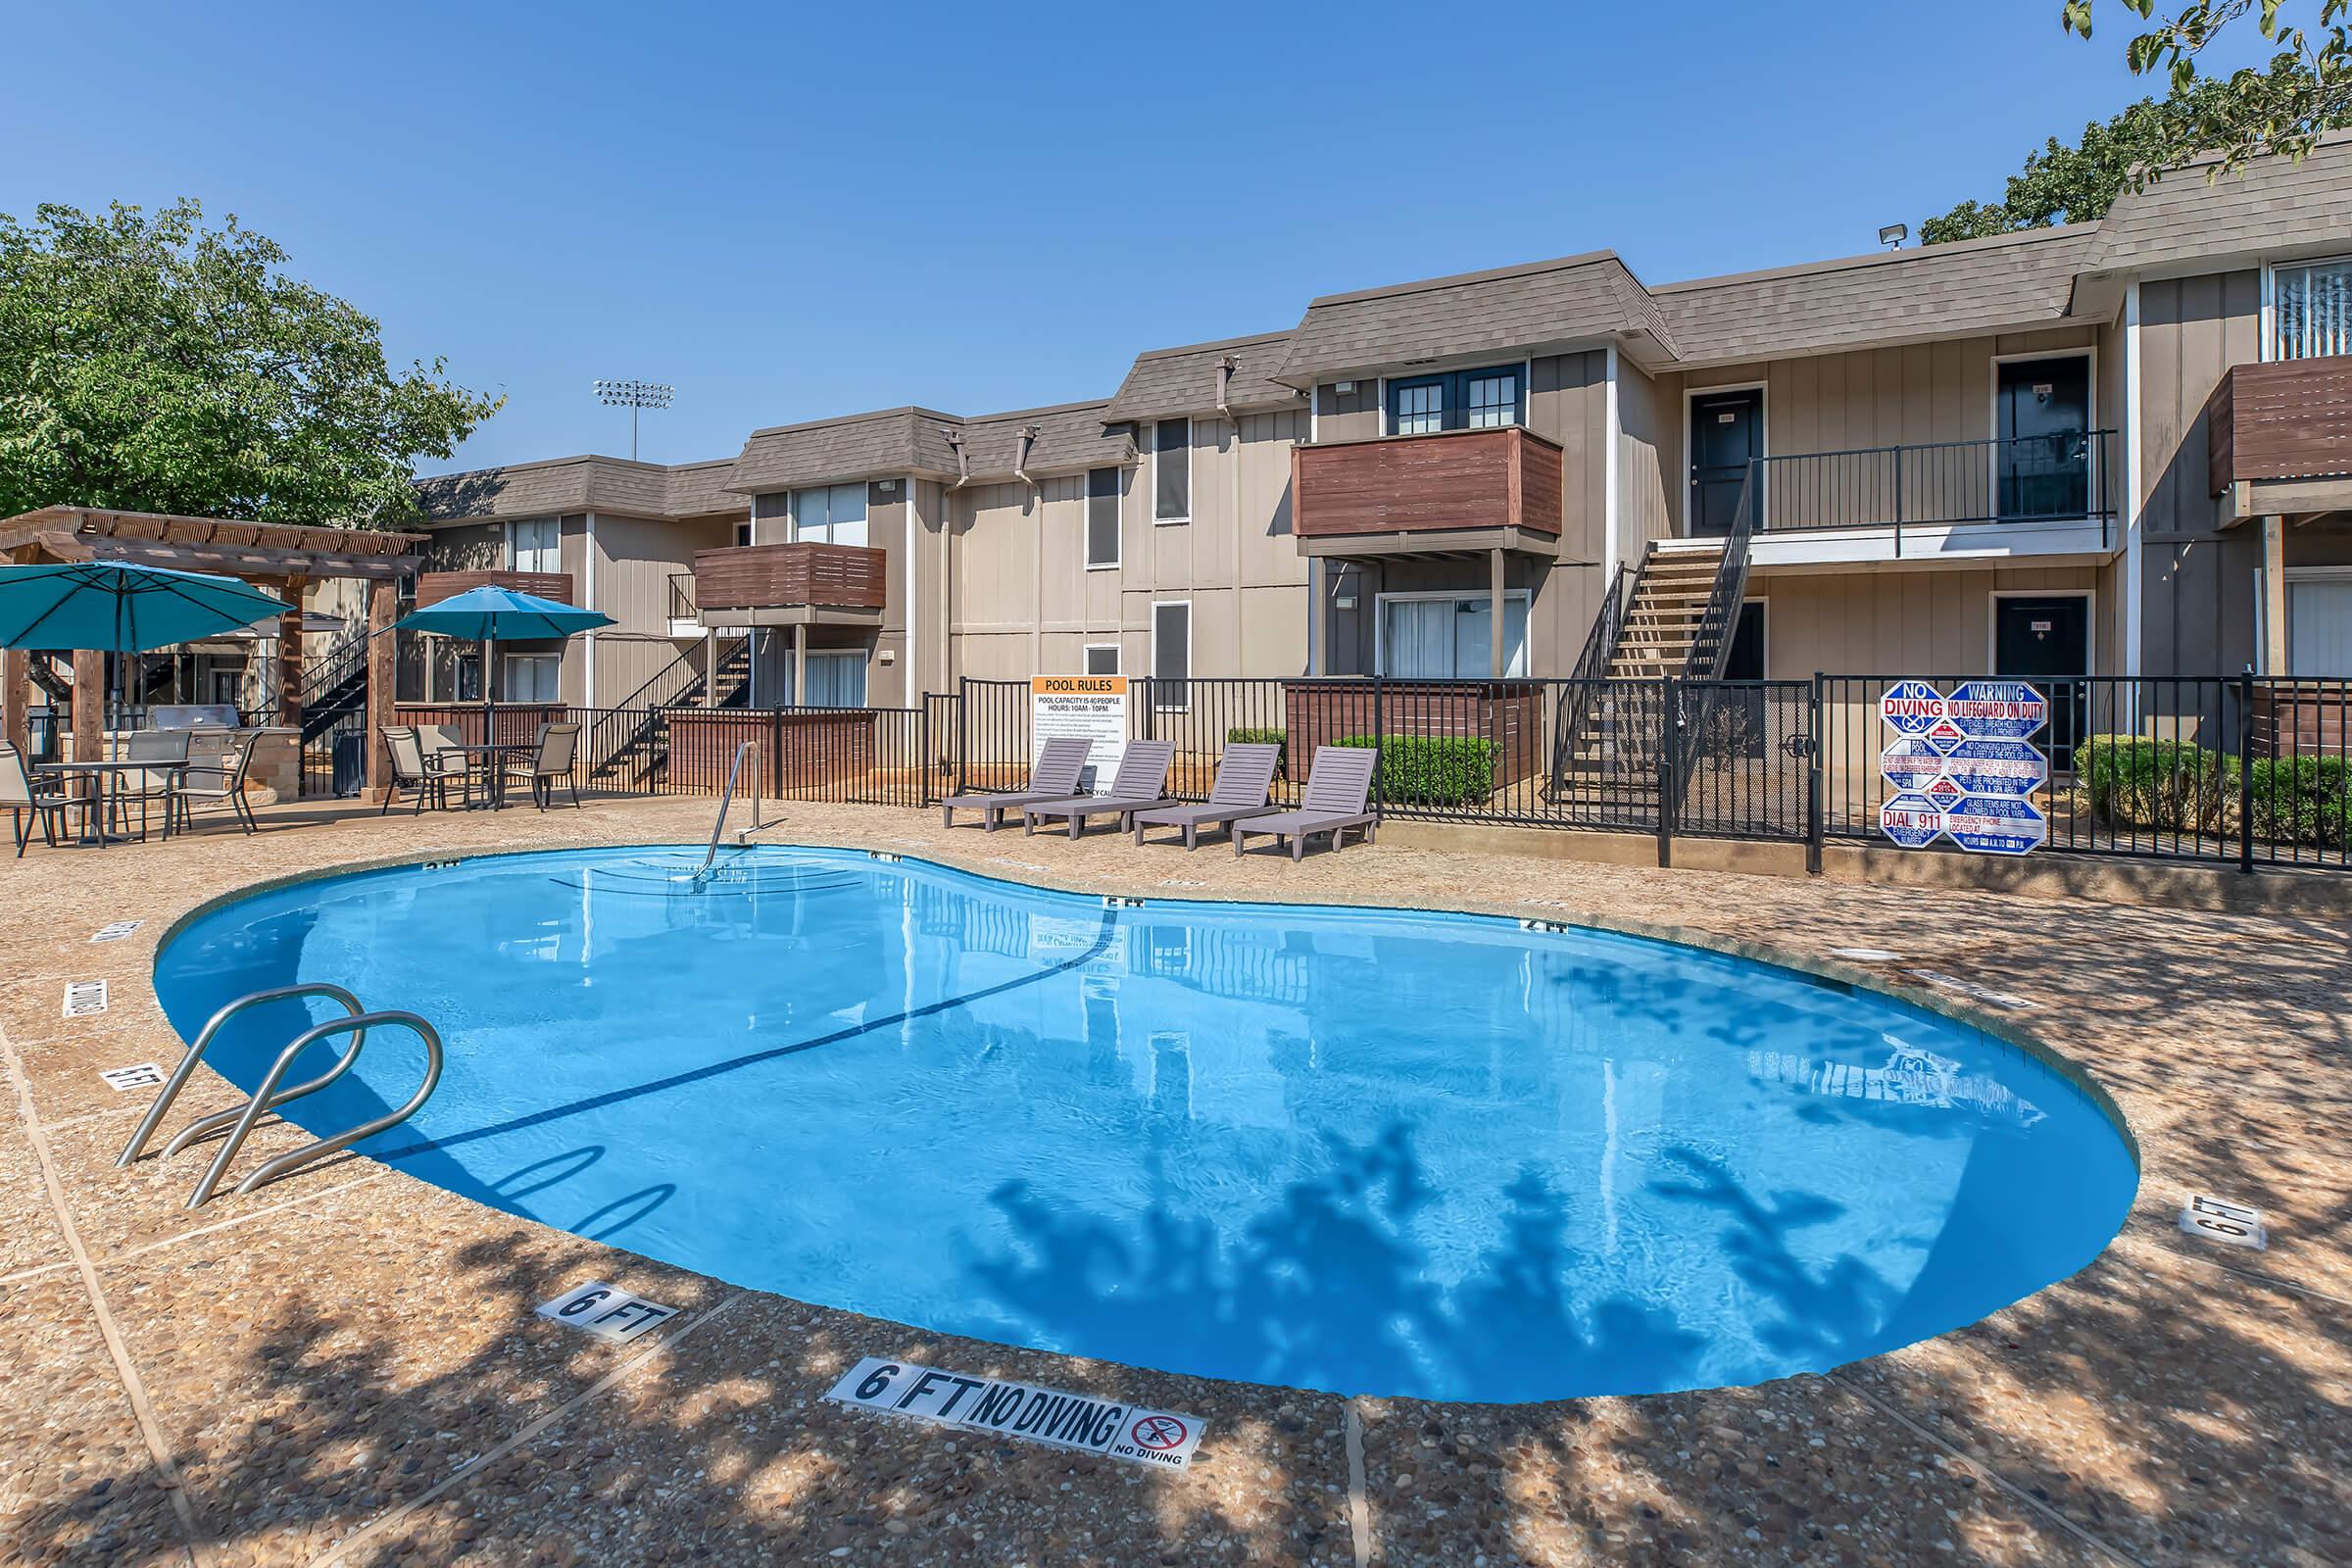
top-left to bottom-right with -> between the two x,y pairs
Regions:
333,669 -> 2352,877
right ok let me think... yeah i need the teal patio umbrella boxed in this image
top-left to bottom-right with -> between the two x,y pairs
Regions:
0,560 -> 293,735
392,584 -> 612,737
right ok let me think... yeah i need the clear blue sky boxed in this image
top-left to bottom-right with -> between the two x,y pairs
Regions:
3,1 -> 2273,474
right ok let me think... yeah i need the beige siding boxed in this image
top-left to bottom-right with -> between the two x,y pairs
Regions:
1756,563 -> 2114,678
1615,357 -> 1676,561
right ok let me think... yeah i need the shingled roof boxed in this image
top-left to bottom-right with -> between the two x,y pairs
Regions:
726,408 -> 964,494
2083,131 -> 2352,274
1652,225 -> 2095,368
952,401 -> 1136,482
1273,251 -> 1678,384
414,454 -> 751,524
1102,331 -> 1302,424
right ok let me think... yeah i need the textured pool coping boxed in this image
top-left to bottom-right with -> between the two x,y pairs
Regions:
1,794 -> 2344,1567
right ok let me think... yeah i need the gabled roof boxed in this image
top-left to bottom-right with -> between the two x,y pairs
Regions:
1273,251 -> 1678,384
726,407 -> 964,494
2083,130 -> 2352,273
414,454 -> 750,524
1102,330 -> 1301,423
952,401 -> 1136,482
1653,224 -> 2096,368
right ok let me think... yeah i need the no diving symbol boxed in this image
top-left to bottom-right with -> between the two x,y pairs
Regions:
1130,1414 -> 1189,1451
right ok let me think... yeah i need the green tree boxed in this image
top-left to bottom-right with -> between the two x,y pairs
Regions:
1923,53 -> 2345,242
2059,1 -> 2352,172
0,198 -> 500,525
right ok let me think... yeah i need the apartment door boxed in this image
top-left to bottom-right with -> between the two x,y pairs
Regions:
1690,390 -> 1763,536
1995,357 -> 2090,519
1994,595 -> 2089,770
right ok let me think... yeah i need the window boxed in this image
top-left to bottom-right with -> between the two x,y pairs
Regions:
753,493 -> 789,545
793,483 -> 868,546
503,652 -> 560,702
734,520 -> 754,548
1084,644 -> 1120,675
1153,418 -> 1191,522
802,651 -> 868,708
1152,601 -> 1191,709
510,517 -> 559,573
1086,466 -> 1122,566
2275,258 -> 2352,360
1377,593 -> 1530,679
1385,365 -> 1524,435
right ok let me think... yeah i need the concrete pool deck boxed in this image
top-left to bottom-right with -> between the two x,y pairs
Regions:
0,796 -> 2344,1567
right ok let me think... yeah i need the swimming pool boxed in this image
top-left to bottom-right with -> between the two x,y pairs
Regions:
153,846 -> 2135,1404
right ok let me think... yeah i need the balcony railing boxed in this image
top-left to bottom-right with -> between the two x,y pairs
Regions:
2206,355 -> 2352,492
1293,425 -> 1563,542
691,541 -> 888,614
1704,431 -> 2117,555
415,568 -> 573,607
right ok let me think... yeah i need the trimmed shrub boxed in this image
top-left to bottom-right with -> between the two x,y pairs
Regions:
1336,734 -> 1495,807
2247,754 -> 2352,849
2077,734 -> 2233,833
1226,725 -> 1289,779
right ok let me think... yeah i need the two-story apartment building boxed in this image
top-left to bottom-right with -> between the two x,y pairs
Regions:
409,135 -> 2352,729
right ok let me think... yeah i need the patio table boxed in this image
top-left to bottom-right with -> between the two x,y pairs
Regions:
431,742 -> 533,810
36,759 -> 185,847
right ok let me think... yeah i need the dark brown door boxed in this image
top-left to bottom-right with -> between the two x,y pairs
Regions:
1690,389 -> 1763,535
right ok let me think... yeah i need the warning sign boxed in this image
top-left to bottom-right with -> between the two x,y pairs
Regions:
1943,680 -> 2049,741
1031,675 -> 1128,797
824,1356 -> 1206,1472
1879,680 -> 1947,736
1941,793 -> 2048,857
1938,738 -> 2049,799
1876,680 -> 2050,856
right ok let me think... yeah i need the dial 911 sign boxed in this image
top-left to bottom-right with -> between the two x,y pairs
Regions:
1876,680 -> 2050,856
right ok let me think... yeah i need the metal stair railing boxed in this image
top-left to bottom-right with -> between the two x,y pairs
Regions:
115,982 -> 444,1208
586,633 -> 754,784
1672,462 -> 1760,807
1545,561 -> 1636,797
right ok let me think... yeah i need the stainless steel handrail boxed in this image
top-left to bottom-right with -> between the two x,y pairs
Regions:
696,738 -> 760,878
116,983 -> 368,1168
186,1009 -> 444,1207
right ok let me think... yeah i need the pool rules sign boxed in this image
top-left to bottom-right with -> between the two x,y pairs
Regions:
825,1356 -> 1206,1471
1031,674 -> 1128,797
1878,680 -> 2050,856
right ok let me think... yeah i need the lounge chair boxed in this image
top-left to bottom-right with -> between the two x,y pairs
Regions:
1130,742 -> 1283,850
171,731 -> 263,835
1231,745 -> 1381,861
1020,740 -> 1178,838
1,742 -> 74,856
501,721 -> 582,810
941,736 -> 1093,830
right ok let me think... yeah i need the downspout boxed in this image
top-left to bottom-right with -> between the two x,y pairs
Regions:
1017,425 -> 1042,673
944,427 -> 967,696
582,512 -> 598,710
1220,357 -> 1242,676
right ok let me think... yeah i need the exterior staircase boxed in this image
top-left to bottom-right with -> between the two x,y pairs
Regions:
586,635 -> 753,787
1599,545 -> 1728,681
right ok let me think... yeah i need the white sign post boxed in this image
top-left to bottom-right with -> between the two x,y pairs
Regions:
1875,680 -> 2050,856
1031,675 -> 1129,797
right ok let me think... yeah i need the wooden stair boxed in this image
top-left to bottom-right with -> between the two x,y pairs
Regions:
1600,545 -> 1726,682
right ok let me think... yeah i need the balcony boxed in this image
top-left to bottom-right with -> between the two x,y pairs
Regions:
2206,355 -> 2352,522
687,542 -> 888,628
1687,432 -> 2121,570
1292,426 -> 1563,558
415,568 -> 574,607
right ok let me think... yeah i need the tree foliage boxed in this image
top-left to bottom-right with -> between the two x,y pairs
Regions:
1923,52 -> 2346,242
2059,1 -> 2352,172
0,198 -> 499,525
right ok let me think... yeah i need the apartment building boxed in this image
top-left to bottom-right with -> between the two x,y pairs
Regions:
410,134 -> 2352,716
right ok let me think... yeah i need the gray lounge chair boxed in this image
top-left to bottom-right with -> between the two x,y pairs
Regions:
941,736 -> 1094,830
1131,742 -> 1283,850
1020,741 -> 1178,838
1232,745 -> 1381,861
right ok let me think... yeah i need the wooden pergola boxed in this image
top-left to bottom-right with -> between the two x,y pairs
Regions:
1,507 -> 426,796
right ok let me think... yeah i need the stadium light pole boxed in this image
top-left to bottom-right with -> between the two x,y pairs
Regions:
594,378 -> 674,461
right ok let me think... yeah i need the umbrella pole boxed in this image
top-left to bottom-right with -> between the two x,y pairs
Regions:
482,633 -> 497,745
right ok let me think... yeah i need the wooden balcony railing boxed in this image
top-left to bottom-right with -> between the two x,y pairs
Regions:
415,568 -> 573,607
692,542 -> 889,612
1292,425 -> 1563,540
2206,355 -> 2352,492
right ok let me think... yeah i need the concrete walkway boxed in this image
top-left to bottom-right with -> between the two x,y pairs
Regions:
0,795 -> 2344,1566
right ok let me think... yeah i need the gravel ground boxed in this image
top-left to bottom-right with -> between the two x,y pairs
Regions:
0,792 -> 2344,1567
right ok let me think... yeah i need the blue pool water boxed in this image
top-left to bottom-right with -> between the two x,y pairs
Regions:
152,846 -> 2135,1403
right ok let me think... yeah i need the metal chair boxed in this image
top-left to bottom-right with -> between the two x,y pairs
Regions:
0,742 -> 73,856
381,726 -> 467,814
171,731 -> 263,835
502,721 -> 582,810
119,729 -> 190,840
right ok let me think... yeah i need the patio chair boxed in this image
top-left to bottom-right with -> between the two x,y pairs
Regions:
381,726 -> 468,815
119,729 -> 191,841
1130,742 -> 1283,850
501,721 -> 582,810
1231,745 -> 1382,862
940,736 -> 1094,831
170,731 -> 262,835
1,742 -> 74,857
1020,741 -> 1179,838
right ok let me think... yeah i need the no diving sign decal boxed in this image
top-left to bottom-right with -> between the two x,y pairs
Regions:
824,1355 -> 1206,1471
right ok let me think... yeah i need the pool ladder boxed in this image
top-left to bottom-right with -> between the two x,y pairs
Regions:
115,983 -> 444,1208
697,738 -> 782,879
